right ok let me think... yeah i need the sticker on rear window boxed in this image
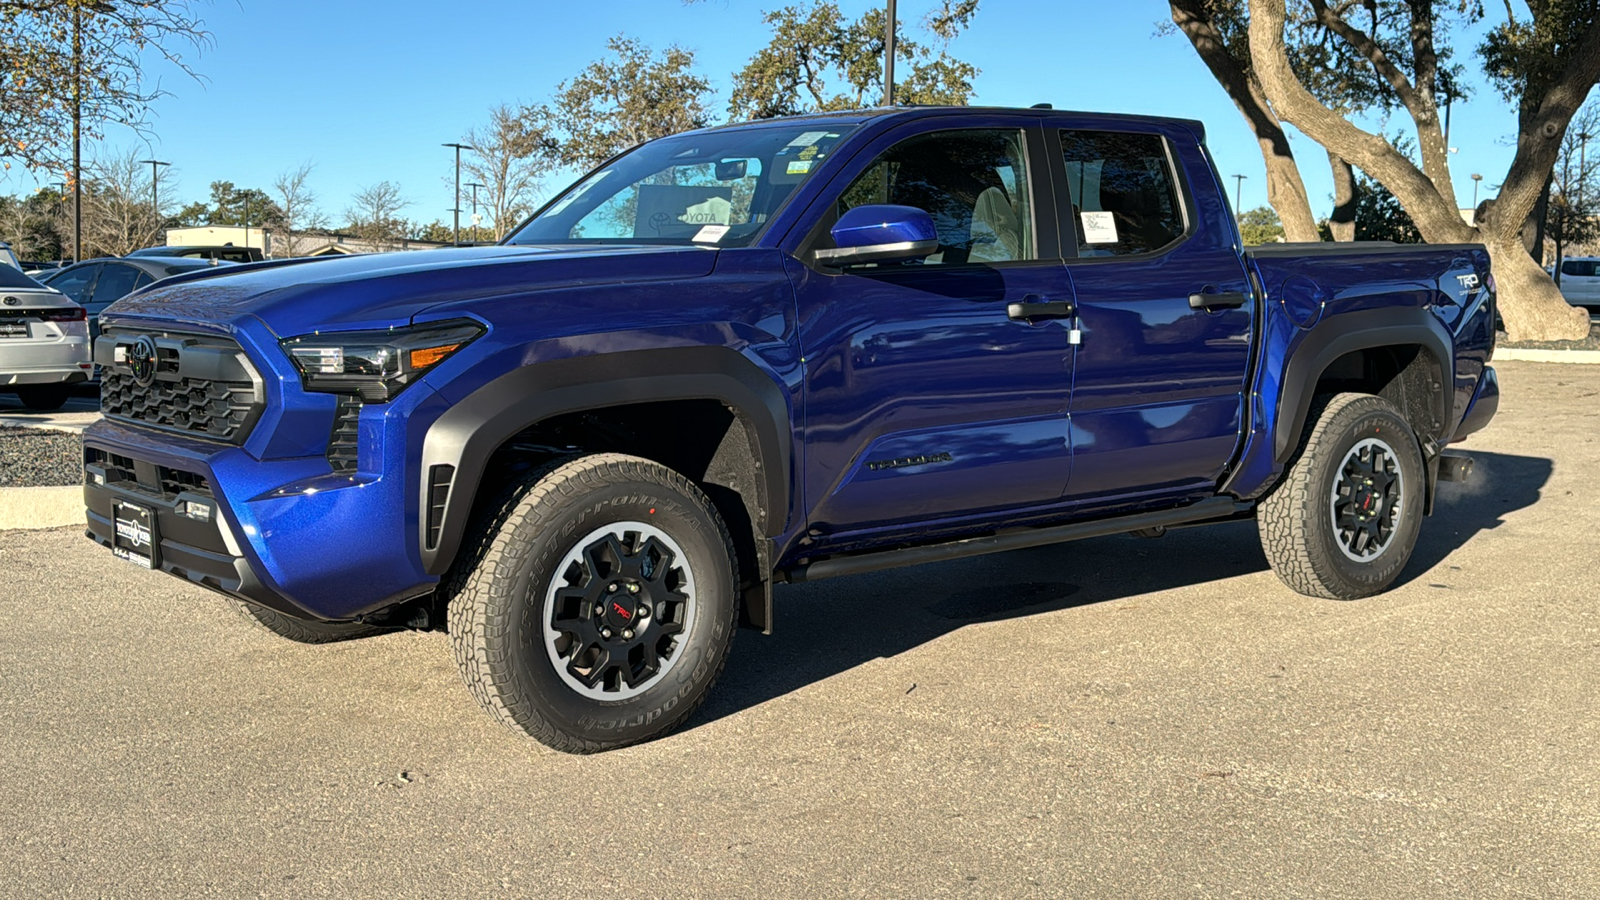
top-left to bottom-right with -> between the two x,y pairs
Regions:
1081,211 -> 1119,245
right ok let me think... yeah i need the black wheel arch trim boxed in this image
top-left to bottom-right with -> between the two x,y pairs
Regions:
1274,306 -> 1454,463
418,346 -> 792,577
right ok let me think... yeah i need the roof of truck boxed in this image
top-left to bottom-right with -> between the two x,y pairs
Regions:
696,105 -> 1209,140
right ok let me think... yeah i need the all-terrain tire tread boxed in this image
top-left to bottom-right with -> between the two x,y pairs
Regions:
446,453 -> 739,754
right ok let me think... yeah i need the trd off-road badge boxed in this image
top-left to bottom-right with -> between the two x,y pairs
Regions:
128,335 -> 159,386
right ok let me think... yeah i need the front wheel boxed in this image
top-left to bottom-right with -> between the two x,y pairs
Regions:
447,453 -> 739,754
1258,393 -> 1425,600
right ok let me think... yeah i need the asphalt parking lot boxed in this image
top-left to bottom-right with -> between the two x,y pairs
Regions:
1,360 -> 1595,898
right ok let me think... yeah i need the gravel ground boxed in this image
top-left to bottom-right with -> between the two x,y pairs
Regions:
1498,319 -> 1600,350
0,426 -> 83,486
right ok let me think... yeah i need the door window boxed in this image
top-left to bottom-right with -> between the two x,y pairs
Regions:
44,264 -> 99,303
90,264 -> 141,306
1060,131 -> 1186,257
831,129 -> 1034,265
1561,259 -> 1599,277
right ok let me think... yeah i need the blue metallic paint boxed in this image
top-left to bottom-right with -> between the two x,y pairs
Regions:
830,204 -> 939,249
80,106 -> 1499,622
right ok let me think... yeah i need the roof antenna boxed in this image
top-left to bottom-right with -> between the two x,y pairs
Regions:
1031,103 -> 1053,109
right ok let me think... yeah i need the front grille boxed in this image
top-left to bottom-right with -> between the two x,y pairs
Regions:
98,330 -> 263,444
327,394 -> 363,472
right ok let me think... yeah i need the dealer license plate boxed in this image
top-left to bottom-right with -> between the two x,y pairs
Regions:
0,322 -> 27,338
112,501 -> 157,568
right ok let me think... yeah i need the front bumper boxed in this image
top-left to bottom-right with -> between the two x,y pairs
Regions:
81,387 -> 450,622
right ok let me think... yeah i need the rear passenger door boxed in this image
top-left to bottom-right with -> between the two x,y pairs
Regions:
1050,123 -> 1255,508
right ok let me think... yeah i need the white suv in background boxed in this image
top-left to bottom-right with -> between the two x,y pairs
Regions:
0,265 -> 92,410
1555,256 -> 1600,312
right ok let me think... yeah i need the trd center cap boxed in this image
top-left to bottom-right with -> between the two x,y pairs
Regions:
602,594 -> 639,632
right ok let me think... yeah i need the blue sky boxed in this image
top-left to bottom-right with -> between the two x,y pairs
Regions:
8,0 -> 1538,224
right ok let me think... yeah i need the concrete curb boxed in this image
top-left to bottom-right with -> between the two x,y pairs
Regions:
1495,348 -> 1600,364
0,486 -> 83,531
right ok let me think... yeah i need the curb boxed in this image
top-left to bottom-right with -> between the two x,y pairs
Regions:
0,486 -> 84,531
1495,348 -> 1600,364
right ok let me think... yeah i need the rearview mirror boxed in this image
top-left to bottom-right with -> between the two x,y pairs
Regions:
714,159 -> 748,181
814,204 -> 938,267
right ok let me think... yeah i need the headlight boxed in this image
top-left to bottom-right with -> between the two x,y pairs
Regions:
280,319 -> 484,402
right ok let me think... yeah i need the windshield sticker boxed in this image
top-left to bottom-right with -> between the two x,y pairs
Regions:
545,170 -> 610,216
786,159 -> 815,175
692,224 -> 730,243
786,131 -> 829,148
1081,211 -> 1119,245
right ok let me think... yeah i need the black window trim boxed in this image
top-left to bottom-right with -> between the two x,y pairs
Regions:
1047,126 -> 1196,264
796,121 -> 1061,274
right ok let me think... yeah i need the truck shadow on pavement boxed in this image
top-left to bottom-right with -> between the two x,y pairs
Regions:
694,450 -> 1551,729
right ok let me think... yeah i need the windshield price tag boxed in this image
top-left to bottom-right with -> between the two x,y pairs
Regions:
692,225 -> 730,243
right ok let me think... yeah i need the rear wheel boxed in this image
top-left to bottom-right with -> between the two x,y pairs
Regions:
1258,393 -> 1425,600
16,385 -> 70,411
226,600 -> 391,643
447,453 -> 739,754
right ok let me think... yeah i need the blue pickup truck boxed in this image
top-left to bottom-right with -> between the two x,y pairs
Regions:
83,107 -> 1499,752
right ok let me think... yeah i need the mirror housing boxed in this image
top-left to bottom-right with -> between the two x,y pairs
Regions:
814,204 -> 938,266
714,158 -> 748,181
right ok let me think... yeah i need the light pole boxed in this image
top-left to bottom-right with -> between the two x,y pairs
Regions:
1580,132 -> 1592,214
884,0 -> 897,106
138,159 -> 169,244
1471,173 -> 1483,211
71,3 -> 82,263
443,142 -> 470,246
465,182 -> 484,242
243,194 -> 251,250
1232,174 -> 1247,220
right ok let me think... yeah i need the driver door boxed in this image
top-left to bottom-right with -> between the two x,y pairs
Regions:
786,120 -> 1077,545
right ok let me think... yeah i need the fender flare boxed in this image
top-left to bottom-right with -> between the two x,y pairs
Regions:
1273,306 -> 1454,463
418,346 -> 791,576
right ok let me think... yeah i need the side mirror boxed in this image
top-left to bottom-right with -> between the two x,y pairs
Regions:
814,204 -> 938,266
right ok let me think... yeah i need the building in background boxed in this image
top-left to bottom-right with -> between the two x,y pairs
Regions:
163,226 -> 448,257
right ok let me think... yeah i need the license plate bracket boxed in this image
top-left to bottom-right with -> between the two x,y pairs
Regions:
0,322 -> 27,339
112,500 -> 158,569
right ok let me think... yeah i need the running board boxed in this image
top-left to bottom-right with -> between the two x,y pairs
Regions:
780,497 -> 1250,584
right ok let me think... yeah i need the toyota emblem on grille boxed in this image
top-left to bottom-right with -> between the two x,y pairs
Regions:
128,335 -> 159,386
2,296 -> 16,306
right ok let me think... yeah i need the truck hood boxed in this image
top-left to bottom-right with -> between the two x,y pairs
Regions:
101,244 -> 719,337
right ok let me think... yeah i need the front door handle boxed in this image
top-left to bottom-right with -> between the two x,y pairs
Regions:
1007,299 -> 1077,322
1189,291 -> 1250,311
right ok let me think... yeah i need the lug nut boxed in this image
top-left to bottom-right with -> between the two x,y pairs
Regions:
622,629 -> 634,640
627,583 -> 640,594
601,628 -> 612,639
607,583 -> 619,592
637,606 -> 650,619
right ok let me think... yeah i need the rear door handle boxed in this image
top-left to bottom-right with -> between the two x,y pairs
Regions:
1189,291 -> 1250,311
1007,299 -> 1077,322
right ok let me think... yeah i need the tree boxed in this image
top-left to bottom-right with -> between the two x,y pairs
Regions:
344,181 -> 409,252
0,188 -> 66,260
534,36 -> 713,171
460,105 -> 551,240
1166,1 -> 1322,241
1246,0 -> 1595,341
0,1 -> 212,174
174,180 -> 283,230
71,147 -> 179,256
728,0 -> 981,120
1239,205 -> 1287,244
269,162 -> 325,258
1352,173 -> 1423,243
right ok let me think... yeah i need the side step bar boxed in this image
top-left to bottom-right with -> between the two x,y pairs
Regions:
781,496 -> 1249,584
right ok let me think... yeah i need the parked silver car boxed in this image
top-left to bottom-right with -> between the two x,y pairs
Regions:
1555,256 -> 1600,312
0,265 -> 91,410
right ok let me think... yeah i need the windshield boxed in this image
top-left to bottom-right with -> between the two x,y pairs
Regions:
506,123 -> 857,249
0,264 -> 45,290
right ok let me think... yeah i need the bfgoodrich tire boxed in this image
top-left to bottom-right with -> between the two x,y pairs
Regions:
1258,393 -> 1425,600
447,453 -> 739,754
226,600 -> 391,643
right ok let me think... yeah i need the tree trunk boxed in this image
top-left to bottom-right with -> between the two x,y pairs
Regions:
1490,232 -> 1589,341
1169,0 -> 1321,242
1246,0 -> 1590,341
1328,152 -> 1358,241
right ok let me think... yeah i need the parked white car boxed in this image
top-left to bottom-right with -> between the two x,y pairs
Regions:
1555,256 -> 1600,311
0,265 -> 92,410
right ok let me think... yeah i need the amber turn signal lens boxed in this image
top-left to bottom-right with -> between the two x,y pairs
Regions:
410,343 -> 460,369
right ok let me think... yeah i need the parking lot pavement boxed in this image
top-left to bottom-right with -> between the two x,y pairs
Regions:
0,360 -> 1596,899
0,389 -> 100,433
